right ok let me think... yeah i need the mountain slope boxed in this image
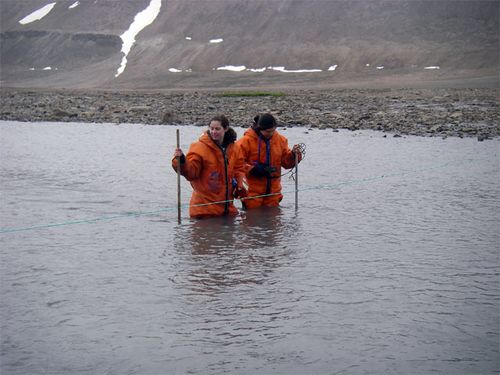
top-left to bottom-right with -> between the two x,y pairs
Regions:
1,0 -> 498,89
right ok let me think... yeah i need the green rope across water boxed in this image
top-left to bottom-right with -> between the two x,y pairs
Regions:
0,157 -> 490,234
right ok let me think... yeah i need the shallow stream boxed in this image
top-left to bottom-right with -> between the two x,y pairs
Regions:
1,121 -> 499,374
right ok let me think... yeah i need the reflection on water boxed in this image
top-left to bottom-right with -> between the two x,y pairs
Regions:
1,122 -> 499,375
173,207 -> 300,295
180,207 -> 294,253
239,206 -> 296,250
163,208 -> 306,375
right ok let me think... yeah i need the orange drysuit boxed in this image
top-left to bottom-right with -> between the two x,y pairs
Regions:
172,131 -> 246,218
237,128 -> 301,209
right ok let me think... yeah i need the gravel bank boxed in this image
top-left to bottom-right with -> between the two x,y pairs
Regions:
1,88 -> 498,140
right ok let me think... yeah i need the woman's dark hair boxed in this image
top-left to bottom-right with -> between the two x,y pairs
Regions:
210,114 -> 230,129
223,128 -> 237,145
253,113 -> 277,130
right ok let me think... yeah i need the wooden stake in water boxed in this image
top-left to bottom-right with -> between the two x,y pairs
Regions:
176,129 -> 181,224
295,151 -> 299,210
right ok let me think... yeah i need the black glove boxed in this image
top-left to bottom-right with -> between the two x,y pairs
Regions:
250,164 -> 276,178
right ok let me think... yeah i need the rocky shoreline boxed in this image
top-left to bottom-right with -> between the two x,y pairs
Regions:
1,88 -> 498,140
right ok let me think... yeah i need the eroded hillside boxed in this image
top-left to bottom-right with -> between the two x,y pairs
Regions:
1,0 -> 498,89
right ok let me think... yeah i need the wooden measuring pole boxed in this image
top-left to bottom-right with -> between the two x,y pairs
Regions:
295,151 -> 299,210
176,129 -> 181,224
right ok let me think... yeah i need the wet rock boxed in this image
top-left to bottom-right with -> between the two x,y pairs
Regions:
429,124 -> 443,133
477,133 -> 489,142
52,108 -> 73,118
128,105 -> 151,113
161,111 -> 178,124
449,111 -> 463,119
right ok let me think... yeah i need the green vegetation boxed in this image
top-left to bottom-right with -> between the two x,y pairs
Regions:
218,91 -> 286,98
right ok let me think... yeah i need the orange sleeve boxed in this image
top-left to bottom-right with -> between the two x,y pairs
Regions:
233,144 -> 248,185
236,137 -> 254,175
280,135 -> 300,170
171,143 -> 204,181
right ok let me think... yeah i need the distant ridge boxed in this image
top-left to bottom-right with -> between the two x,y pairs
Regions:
1,0 -> 498,89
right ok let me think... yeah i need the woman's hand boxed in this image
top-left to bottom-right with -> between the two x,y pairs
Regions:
234,186 -> 248,199
233,177 -> 248,199
174,148 -> 185,163
292,144 -> 301,155
250,164 -> 276,178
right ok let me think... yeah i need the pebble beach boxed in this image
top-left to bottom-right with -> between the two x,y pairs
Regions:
1,87 -> 498,140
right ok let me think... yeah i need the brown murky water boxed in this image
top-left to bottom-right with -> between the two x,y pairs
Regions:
1,121 -> 499,374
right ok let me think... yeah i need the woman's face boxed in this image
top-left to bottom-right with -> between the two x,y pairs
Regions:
209,120 -> 227,143
260,127 -> 276,139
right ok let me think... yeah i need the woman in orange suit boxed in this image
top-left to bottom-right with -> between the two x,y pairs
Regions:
172,115 -> 247,219
237,113 -> 302,209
